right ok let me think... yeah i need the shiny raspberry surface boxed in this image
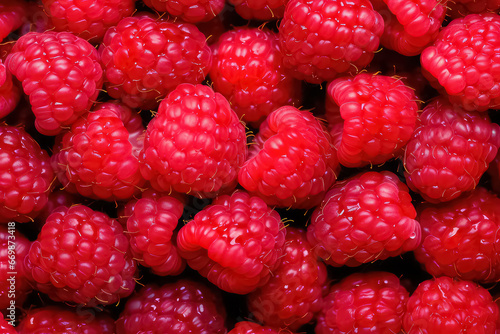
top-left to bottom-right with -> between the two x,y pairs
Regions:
229,321 -> 293,333
0,317 -> 16,334
143,0 -> 224,23
0,0 -> 27,42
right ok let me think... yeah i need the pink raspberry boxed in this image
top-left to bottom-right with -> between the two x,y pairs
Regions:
0,125 -> 54,223
278,0 -> 384,84
0,317 -> 15,334
247,227 -> 327,330
316,272 -> 409,334
210,27 -> 302,126
51,101 -> 146,202
140,83 -> 247,197
403,276 -> 499,334
177,191 -> 286,294
228,0 -> 287,20
421,13 -> 500,111
229,322 -> 294,333
142,0 -> 224,23
25,204 -> 137,306
307,171 -> 421,267
0,0 -> 27,42
403,97 -> 500,203
116,280 -> 227,334
6,31 -> 103,136
238,106 -> 340,209
99,15 -> 212,110
326,73 -> 419,168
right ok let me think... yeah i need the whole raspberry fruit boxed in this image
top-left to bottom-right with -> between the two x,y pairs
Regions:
247,227 -> 327,330
403,276 -> 499,334
0,125 -> 54,223
25,204 -> 137,306
51,101 -> 146,201
0,317 -> 15,334
210,27 -> 301,126
116,280 -> 227,334
421,13 -> 500,111
238,106 -> 340,209
99,15 -> 212,110
307,171 -> 421,267
326,73 -> 419,168
140,83 -> 247,197
41,0 -> 136,43
316,271 -> 409,334
403,97 -> 500,203
229,322 -> 294,333
177,191 -> 286,294
228,0 -> 287,20
142,0 -> 224,23
0,0 -> 27,42
278,0 -> 384,84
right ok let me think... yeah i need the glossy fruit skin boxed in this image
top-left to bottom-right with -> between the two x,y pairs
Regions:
229,321 -> 293,333
0,317 -> 16,334
0,0 -> 27,42
403,276 -> 499,334
143,0 -> 224,23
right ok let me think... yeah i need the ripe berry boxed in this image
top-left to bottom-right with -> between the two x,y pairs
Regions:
0,63 -> 21,120
448,0 -> 500,19
0,0 -> 27,42
229,321 -> 294,333
143,0 -> 224,23
228,0 -> 287,20
0,317 -> 16,334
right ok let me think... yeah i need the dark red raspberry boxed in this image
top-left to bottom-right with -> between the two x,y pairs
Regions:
177,191 -> 286,294
17,306 -> 115,334
143,0 -> 224,23
210,27 -> 301,126
421,13 -> 500,112
51,101 -> 146,202
116,280 -> 227,334
316,271 -> 409,334
25,204 -> 137,306
0,125 -> 54,223
41,0 -> 136,43
403,276 -> 499,334
0,0 -> 27,42
326,73 -> 418,168
307,171 -> 421,267
229,322 -> 294,333
238,106 -> 340,209
140,83 -> 247,197
228,0 -> 287,20
0,317 -> 15,334
247,227 -> 327,330
278,0 -> 384,84
99,15 -> 212,110
6,31 -> 103,136
448,0 -> 500,19
403,97 -> 500,203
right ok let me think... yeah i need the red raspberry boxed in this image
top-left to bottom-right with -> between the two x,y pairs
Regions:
247,227 -> 327,330
421,13 -> 500,111
403,276 -> 499,334
35,189 -> 84,228
177,191 -> 286,294
140,83 -> 247,197
326,73 -> 419,168
6,31 -> 103,136
371,0 -> 447,56
116,280 -> 227,334
0,125 -> 54,223
229,321 -> 294,333
0,317 -> 15,334
448,0 -> 500,19
307,171 -> 421,267
403,97 -> 500,203
17,306 -> 115,334
41,0 -> 135,43
316,271 -> 409,334
228,0 -> 287,20
116,188 -> 169,227
238,106 -> 340,209
414,187 -> 500,283
278,0 -> 384,84
0,61 -> 21,120
99,15 -> 212,110
0,0 -> 27,42
210,27 -> 302,126
142,0 -> 224,23
51,101 -> 146,202
25,204 -> 137,306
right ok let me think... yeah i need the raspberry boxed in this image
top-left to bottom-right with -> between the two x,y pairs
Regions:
210,27 -> 302,126
326,73 -> 419,168
0,0 -> 27,42
403,97 -> 500,203
116,280 -> 227,334
51,101 -> 146,201
247,227 -> 327,330
228,0 -> 287,20
403,276 -> 499,334
35,189 -> 84,228
0,125 -> 54,223
17,306 -> 115,334
6,31 -> 103,136
0,317 -> 15,334
229,322 -> 294,333
278,0 -> 384,84
307,171 -> 421,267
177,191 -> 286,294
99,15 -> 212,110
25,204 -> 137,306
0,61 -> 21,120
41,0 -> 136,43
316,271 -> 409,334
238,106 -> 340,209
140,83 -> 247,197
143,0 -> 224,23
421,13 -> 500,111
372,0 -> 447,56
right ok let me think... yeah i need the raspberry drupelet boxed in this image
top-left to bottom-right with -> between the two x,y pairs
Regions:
229,321 -> 294,333
142,0 -> 224,23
